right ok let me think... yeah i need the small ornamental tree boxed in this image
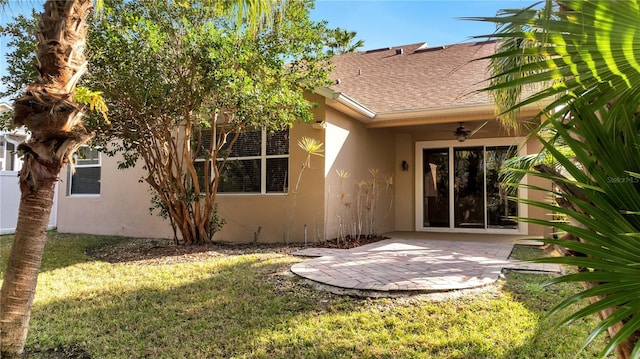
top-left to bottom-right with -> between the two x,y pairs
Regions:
0,0 -> 302,355
86,0 -> 331,244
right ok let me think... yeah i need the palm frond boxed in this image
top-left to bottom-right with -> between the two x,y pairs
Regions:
469,0 -> 640,127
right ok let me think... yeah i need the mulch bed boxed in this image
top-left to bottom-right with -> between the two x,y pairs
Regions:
317,236 -> 386,249
87,236 -> 387,265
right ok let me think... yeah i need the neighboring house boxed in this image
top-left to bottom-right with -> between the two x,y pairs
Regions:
56,40 -> 551,242
0,103 -> 27,172
0,102 -> 58,234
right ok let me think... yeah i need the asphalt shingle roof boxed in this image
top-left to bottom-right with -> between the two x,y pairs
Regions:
329,41 -> 495,114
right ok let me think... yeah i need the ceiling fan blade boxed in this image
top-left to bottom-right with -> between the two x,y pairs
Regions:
469,121 -> 489,137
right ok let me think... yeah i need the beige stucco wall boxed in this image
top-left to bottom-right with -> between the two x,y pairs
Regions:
57,152 -> 173,239
57,122 -> 326,243
323,107 -> 396,240
56,104 -> 552,242
524,136 -> 553,238
394,132 -> 415,231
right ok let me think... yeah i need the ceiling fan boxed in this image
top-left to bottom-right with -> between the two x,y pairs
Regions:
454,121 -> 488,142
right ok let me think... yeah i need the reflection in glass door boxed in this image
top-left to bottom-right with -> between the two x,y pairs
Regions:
454,147 -> 485,228
423,149 -> 449,227
486,146 -> 518,229
419,143 -> 519,231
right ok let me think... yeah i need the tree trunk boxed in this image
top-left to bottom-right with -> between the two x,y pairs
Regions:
0,0 -> 93,356
0,180 -> 57,358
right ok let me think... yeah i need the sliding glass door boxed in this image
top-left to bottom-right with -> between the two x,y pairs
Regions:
420,142 -> 520,231
454,147 -> 485,228
423,149 -> 449,227
486,146 -> 518,229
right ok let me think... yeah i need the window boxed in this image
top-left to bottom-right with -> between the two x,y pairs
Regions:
69,146 -> 101,195
218,128 -> 289,194
197,128 -> 289,194
0,137 -> 5,171
0,137 -> 17,171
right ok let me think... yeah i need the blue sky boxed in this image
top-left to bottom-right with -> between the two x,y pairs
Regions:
310,0 -> 532,50
1,0 -> 533,103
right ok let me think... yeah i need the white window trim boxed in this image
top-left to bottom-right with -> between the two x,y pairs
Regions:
202,128 -> 289,195
68,146 -> 102,197
414,137 -> 528,235
0,137 -> 5,171
0,135 -> 23,172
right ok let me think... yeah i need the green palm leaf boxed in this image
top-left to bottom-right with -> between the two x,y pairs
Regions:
467,0 -> 640,128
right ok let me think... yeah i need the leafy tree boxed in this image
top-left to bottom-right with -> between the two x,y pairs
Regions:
0,11 -> 39,101
326,27 -> 364,55
0,0 -> 287,357
468,1 -> 640,357
86,0 -> 330,244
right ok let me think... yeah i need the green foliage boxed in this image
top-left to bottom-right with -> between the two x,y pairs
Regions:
476,1 -> 640,356
0,11 -> 38,101
326,27 -> 364,55
507,103 -> 640,358
208,203 -> 226,236
72,87 -> 109,123
64,0 -> 329,243
0,109 -> 13,131
469,0 -> 640,130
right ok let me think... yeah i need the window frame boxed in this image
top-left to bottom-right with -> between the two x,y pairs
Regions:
68,145 -> 102,196
197,127 -> 290,195
415,137 -> 528,234
0,135 -> 22,172
0,136 -> 5,171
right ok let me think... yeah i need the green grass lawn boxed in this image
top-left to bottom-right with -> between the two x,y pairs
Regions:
0,234 -> 609,358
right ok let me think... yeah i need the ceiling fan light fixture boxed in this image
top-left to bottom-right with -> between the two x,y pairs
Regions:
453,122 -> 471,142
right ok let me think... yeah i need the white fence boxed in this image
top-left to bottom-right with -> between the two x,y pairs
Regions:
0,171 -> 58,235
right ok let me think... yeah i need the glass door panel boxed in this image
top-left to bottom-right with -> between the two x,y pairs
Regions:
486,146 -> 518,229
454,147 -> 485,228
423,148 -> 449,227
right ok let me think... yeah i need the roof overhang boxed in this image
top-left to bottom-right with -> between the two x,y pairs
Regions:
315,86 -> 545,128
315,87 -> 376,122
0,103 -> 12,112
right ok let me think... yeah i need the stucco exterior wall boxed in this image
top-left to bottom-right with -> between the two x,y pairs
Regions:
394,133 -> 415,231
56,106 -> 551,242
524,136 -> 553,238
56,152 -> 173,238
57,122 -> 326,243
323,107 -> 396,240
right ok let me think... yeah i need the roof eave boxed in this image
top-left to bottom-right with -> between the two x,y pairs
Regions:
315,87 -> 376,122
0,103 -> 12,112
367,103 -> 545,128
316,87 -> 548,127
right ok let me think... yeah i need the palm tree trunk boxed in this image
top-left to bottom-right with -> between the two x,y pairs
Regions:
0,180 -> 56,358
0,0 -> 93,356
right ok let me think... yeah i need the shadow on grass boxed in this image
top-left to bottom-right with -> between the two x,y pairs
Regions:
24,257 -> 610,358
498,271 -> 610,358
25,256 -> 354,358
0,232 -> 132,274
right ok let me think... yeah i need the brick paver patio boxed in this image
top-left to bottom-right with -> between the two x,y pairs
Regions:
291,238 -> 561,293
